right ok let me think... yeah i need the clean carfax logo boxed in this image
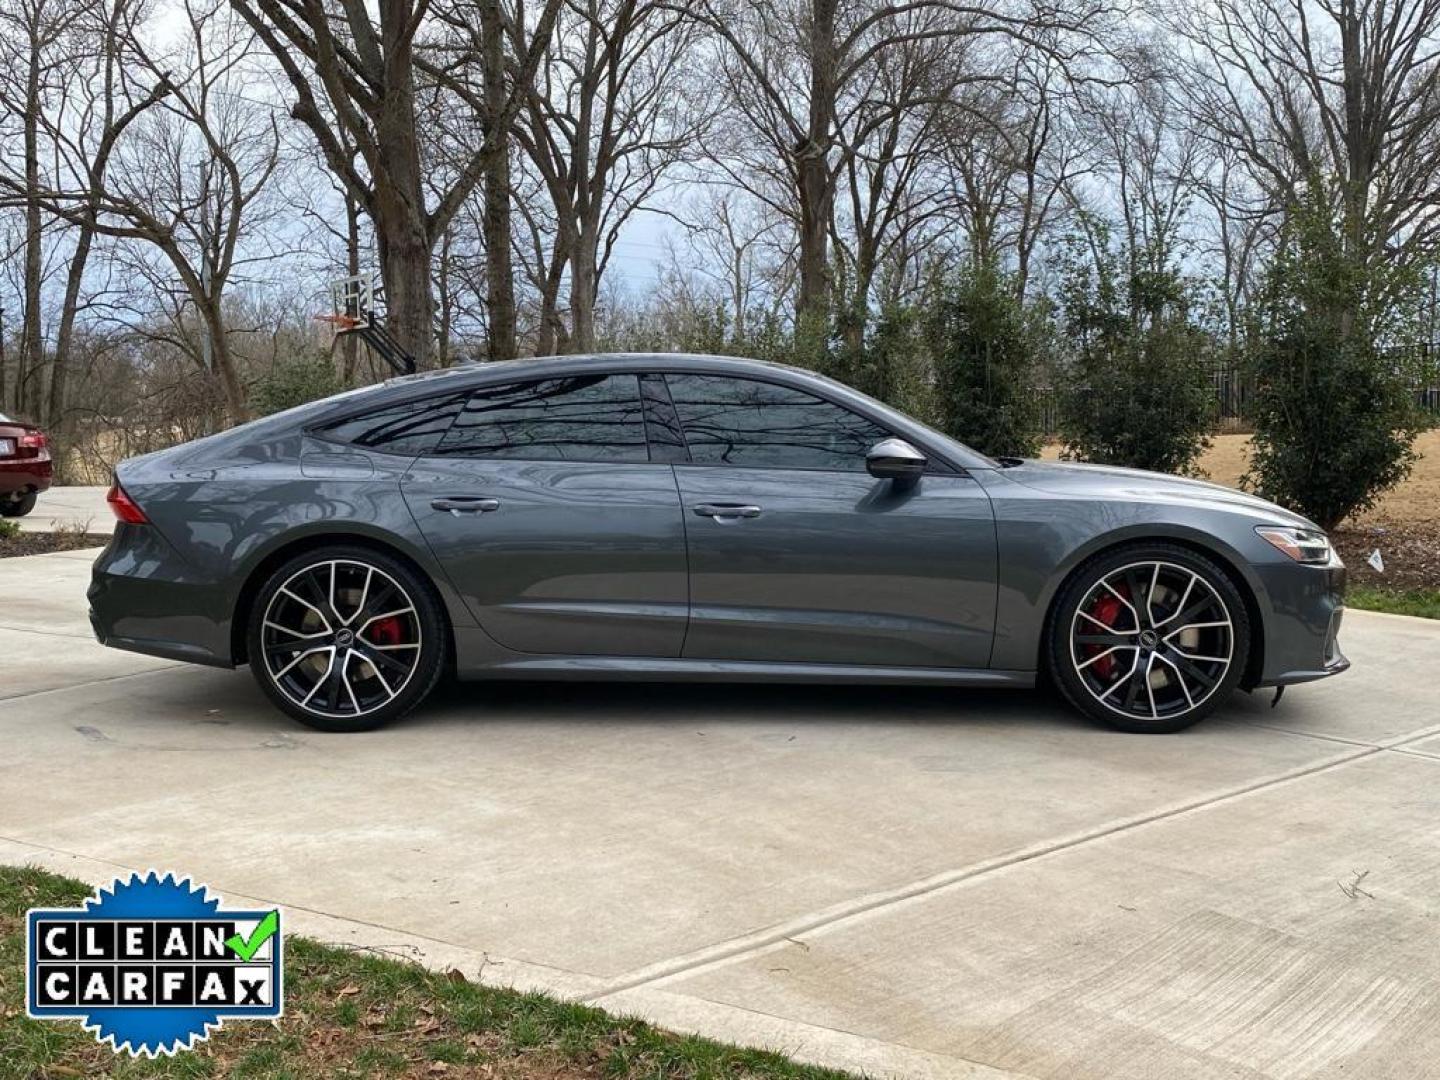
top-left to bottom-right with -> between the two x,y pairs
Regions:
26,871 -> 282,1056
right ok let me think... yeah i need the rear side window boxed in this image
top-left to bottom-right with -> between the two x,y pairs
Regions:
665,374 -> 889,471
436,375 -> 648,462
313,392 -> 467,456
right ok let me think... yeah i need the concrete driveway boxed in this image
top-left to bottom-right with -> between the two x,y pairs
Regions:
3,544 -> 1440,1079
10,484 -> 110,533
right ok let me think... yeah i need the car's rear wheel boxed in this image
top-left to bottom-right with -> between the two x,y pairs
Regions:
1048,543 -> 1250,733
1,492 -> 36,517
246,546 -> 446,732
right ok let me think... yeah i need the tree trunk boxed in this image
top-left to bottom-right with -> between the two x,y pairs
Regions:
569,229 -> 598,352
535,233 -> 568,356
372,13 -> 434,367
48,222 -> 95,455
731,246 -> 747,340
437,228 -> 453,366
795,0 -> 837,325
341,195 -> 361,383
375,205 -> 435,368
19,32 -> 45,419
204,300 -> 248,423
1337,0 -> 1370,265
0,308 -> 8,410
841,242 -> 877,352
479,0 -> 517,362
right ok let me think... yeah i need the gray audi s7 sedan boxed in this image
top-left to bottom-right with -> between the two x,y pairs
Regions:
89,353 -> 1348,733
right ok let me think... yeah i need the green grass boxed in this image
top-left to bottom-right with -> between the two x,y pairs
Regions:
0,865 -> 855,1080
1347,585 -> 1440,620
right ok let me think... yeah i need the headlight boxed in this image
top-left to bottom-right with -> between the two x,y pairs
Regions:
1256,526 -> 1332,564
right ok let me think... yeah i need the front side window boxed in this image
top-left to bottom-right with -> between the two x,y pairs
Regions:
313,391 -> 467,456
436,374 -> 648,462
665,374 -> 889,471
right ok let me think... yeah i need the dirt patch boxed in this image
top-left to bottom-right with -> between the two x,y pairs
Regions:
0,530 -> 110,559
1189,429 -> 1440,526
1044,429 -> 1440,526
1333,520 -> 1440,591
1183,435 -> 1440,589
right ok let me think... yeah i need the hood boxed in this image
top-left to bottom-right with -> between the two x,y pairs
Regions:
1001,459 -> 1321,530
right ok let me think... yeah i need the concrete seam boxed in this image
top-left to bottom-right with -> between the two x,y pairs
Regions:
585,741 -> 1390,1000
0,623 -> 98,641
0,662 -> 186,702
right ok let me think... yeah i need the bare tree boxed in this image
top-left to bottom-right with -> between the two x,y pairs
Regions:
1090,79 -> 1205,292
678,189 -> 792,338
501,0 -> 707,352
0,0 -> 80,416
12,0 -> 285,421
48,0 -> 174,434
0,0 -> 173,431
231,0 -> 563,366
830,19 -> 965,345
675,0 -> 1113,325
1170,0 -> 1440,272
1188,143 -> 1274,352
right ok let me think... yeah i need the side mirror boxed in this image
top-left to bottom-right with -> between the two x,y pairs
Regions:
866,437 -> 927,484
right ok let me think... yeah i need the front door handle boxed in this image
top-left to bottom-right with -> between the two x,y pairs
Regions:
432,496 -> 500,516
692,503 -> 762,520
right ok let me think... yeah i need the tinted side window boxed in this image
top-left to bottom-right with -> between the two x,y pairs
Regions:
436,375 -> 648,462
313,392 -> 467,456
665,375 -> 889,471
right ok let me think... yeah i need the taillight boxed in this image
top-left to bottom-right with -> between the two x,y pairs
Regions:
13,431 -> 49,460
107,482 -> 149,525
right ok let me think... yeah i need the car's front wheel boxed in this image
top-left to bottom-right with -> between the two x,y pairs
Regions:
1048,543 -> 1251,733
246,546 -> 446,732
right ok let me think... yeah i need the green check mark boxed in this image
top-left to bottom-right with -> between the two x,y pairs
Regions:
225,910 -> 278,961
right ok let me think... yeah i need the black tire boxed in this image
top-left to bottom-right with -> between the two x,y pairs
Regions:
1047,542 -> 1251,733
1,492 -> 36,517
246,545 -> 446,732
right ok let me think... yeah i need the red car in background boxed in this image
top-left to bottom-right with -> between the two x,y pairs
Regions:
0,411 -> 52,517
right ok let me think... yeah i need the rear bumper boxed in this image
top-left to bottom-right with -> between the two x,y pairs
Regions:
87,525 -> 236,668
0,458 -> 53,496
1254,559 -> 1349,687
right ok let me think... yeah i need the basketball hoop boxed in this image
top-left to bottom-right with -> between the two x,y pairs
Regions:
313,313 -> 363,331
315,273 -> 374,347
311,272 -> 417,377
331,274 -> 373,320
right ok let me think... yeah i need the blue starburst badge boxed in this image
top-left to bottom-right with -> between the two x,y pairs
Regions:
26,871 -> 283,1056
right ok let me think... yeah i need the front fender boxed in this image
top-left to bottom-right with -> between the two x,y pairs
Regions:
974,471 -> 1278,672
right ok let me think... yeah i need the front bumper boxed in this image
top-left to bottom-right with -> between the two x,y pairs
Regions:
1253,557 -> 1349,687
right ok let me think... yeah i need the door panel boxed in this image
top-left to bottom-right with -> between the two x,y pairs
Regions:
405,458 -> 688,656
674,467 -> 998,668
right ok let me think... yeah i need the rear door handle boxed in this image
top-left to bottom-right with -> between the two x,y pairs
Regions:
692,503 -> 762,520
432,496 -> 500,515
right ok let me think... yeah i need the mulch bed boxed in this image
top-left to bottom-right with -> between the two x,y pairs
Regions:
1333,521 -> 1440,591
0,531 -> 111,559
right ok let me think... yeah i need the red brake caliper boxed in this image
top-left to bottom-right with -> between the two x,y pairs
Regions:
368,616 -> 404,647
1084,592 -> 1125,678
